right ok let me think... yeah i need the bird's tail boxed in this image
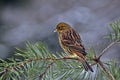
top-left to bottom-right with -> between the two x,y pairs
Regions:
81,59 -> 93,72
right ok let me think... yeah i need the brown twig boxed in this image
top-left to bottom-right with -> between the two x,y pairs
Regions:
92,39 -> 120,80
1,58 -> 39,74
92,57 -> 115,80
39,61 -> 55,79
1,57 -> 79,76
38,57 -> 79,79
98,60 -> 115,80
97,39 -> 119,59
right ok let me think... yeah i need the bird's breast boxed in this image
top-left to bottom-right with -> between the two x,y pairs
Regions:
58,34 -> 72,54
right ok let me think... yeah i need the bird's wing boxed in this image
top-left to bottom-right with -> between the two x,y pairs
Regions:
61,40 -> 87,55
61,29 -> 87,55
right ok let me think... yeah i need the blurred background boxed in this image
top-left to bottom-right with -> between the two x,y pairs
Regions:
0,0 -> 120,62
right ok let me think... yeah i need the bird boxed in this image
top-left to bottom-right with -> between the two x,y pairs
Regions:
54,22 -> 93,72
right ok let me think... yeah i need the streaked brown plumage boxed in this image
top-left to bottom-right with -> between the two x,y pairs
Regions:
55,22 -> 93,72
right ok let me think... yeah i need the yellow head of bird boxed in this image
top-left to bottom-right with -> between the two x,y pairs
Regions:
54,22 -> 71,33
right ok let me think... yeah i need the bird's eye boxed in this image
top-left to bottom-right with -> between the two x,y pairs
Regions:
59,26 -> 62,30
58,26 -> 63,30
57,26 -> 66,30
57,26 -> 61,30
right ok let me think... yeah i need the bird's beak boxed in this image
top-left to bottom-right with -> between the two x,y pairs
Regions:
54,29 -> 57,32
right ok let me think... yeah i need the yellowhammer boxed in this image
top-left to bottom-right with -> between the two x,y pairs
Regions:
54,22 -> 93,72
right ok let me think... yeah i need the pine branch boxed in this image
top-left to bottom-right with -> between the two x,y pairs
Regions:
0,57 -> 79,75
92,19 -> 120,80
0,41 -> 119,80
